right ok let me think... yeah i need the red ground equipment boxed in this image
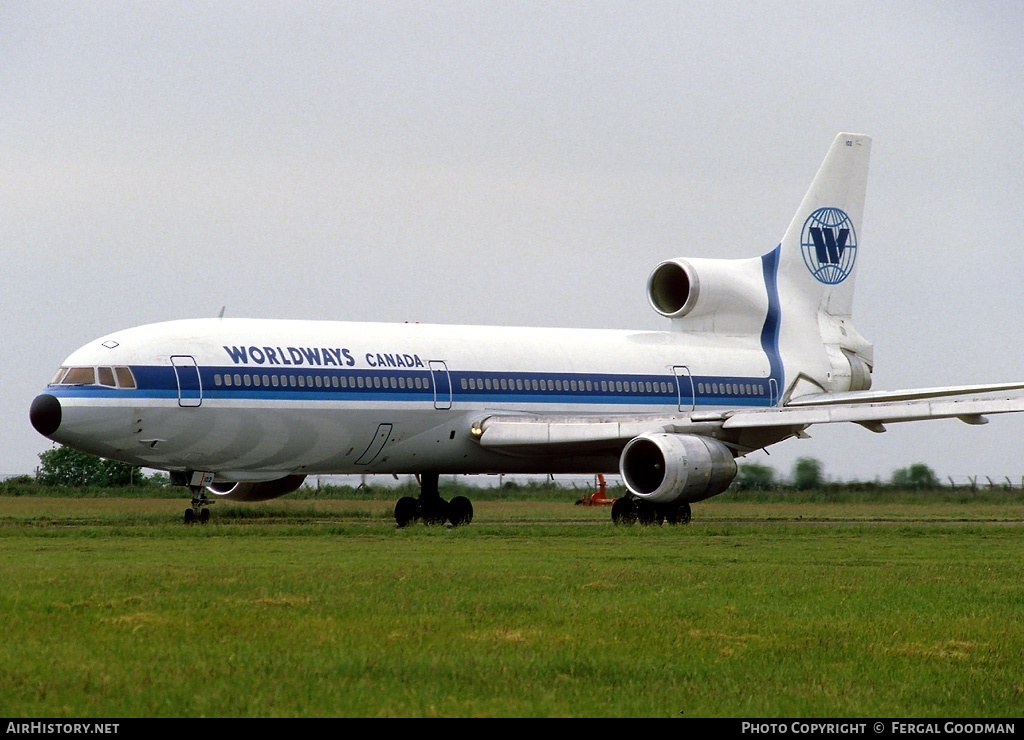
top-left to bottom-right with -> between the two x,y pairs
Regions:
576,474 -> 616,506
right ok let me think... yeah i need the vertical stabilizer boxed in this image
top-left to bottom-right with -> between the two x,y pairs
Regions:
775,133 -> 871,319
771,133 -> 873,399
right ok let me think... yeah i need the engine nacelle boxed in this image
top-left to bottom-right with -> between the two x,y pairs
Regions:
646,256 -> 768,334
207,475 -> 307,502
619,433 -> 737,504
647,260 -> 700,319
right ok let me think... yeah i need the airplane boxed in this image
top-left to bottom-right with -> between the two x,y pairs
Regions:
29,132 -> 1024,526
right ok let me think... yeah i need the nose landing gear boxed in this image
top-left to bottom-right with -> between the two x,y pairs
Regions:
183,487 -> 212,524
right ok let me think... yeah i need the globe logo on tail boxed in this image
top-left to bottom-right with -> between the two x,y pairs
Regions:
800,207 -> 857,284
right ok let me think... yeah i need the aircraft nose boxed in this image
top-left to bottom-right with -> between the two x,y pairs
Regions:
30,394 -> 62,436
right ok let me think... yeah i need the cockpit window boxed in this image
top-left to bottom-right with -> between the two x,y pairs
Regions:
50,366 -> 137,389
62,367 -> 96,385
115,367 -> 137,389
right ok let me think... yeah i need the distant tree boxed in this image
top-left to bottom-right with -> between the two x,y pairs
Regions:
37,445 -> 144,487
793,457 -> 824,490
733,463 -> 777,491
4,475 -> 36,486
891,463 -> 940,490
147,472 -> 170,487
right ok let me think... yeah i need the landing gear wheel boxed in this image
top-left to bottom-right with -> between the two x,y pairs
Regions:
611,496 -> 638,525
395,496 -> 420,528
636,500 -> 658,525
184,486 -> 212,524
420,498 -> 449,525
448,496 -> 474,526
675,502 -> 692,524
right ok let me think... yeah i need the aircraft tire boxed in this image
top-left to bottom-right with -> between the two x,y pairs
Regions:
420,498 -> 449,525
611,497 -> 638,525
184,508 -> 195,524
676,503 -> 692,525
636,500 -> 658,525
395,496 -> 420,528
448,496 -> 473,526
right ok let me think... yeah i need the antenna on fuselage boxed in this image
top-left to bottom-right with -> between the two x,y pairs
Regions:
218,306 -> 226,318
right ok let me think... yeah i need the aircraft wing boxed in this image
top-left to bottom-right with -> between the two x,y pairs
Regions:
476,388 -> 1024,451
782,382 -> 1024,407
723,392 -> 1024,432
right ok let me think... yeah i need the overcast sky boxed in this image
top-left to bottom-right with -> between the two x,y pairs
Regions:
4,1 -> 1024,484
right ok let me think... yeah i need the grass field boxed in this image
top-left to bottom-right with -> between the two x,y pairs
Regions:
1,494 -> 1022,717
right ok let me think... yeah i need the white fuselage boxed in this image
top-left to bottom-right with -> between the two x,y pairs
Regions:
37,317 -> 783,481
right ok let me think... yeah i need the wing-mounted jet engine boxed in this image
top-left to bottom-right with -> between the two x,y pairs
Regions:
614,432 -> 737,524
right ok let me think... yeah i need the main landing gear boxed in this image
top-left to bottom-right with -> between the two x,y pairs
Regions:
394,473 -> 474,527
183,487 -> 212,524
611,496 -> 692,525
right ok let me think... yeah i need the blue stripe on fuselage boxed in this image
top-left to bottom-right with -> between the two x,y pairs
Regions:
760,246 -> 784,404
46,366 -> 776,409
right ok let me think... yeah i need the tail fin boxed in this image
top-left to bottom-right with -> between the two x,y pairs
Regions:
775,132 -> 871,319
772,133 -> 873,399
645,133 -> 872,399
